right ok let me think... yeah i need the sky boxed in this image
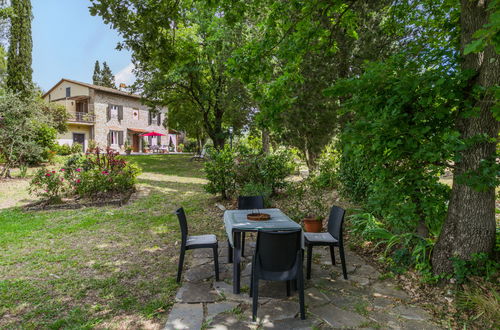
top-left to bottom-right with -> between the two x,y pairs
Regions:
32,0 -> 135,92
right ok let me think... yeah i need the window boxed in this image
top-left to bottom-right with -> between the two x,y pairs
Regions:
111,105 -> 119,117
108,130 -> 124,146
65,87 -> 71,98
110,131 -> 119,145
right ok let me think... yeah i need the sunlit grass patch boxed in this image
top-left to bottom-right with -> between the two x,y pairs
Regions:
0,154 -> 221,328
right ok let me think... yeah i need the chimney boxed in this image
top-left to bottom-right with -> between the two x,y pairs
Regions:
119,83 -> 127,90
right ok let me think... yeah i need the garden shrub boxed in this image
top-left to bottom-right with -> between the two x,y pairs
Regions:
29,168 -> 67,202
29,147 -> 141,202
204,146 -> 295,199
71,143 -> 83,154
204,146 -> 236,199
279,178 -> 330,222
55,144 -> 72,156
240,183 -> 272,206
311,144 -> 340,189
451,253 -> 500,284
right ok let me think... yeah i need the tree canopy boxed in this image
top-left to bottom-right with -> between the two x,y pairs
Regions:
90,0 -> 500,275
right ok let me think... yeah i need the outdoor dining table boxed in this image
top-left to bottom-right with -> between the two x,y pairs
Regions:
224,208 -> 303,294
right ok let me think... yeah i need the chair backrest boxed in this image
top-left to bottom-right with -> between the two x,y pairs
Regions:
327,206 -> 345,241
255,230 -> 302,272
175,207 -> 188,246
238,196 -> 265,210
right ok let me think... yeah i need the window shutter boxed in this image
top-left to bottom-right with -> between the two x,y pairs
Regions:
148,111 -> 152,125
157,112 -> 161,125
148,136 -> 152,146
118,131 -> 124,145
158,136 -> 161,145
107,105 -> 111,121
107,131 -> 111,145
118,106 -> 123,122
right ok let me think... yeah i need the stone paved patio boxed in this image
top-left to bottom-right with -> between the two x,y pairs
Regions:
165,240 -> 441,329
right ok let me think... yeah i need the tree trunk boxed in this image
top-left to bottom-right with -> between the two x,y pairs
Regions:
262,128 -> 270,154
432,0 -> 500,274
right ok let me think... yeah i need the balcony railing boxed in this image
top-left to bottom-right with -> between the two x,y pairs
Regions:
69,112 -> 95,123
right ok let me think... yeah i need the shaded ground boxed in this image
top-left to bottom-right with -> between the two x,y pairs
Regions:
0,154 -> 225,329
167,240 -> 442,329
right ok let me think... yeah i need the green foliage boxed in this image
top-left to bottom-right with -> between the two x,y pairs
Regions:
203,146 -> 236,199
29,168 -> 66,202
329,56 -> 459,235
463,0 -> 500,54
349,212 -> 437,281
337,150 -> 370,203
282,178 -> 330,221
90,1 -> 252,149
100,61 -> 115,88
92,60 -> 101,85
0,92 -> 57,176
29,148 -> 141,202
18,163 -> 27,178
451,253 -> 500,284
311,144 -> 340,189
240,183 -> 272,206
71,143 -> 83,154
203,146 -> 295,199
6,0 -> 33,99
55,144 -> 72,156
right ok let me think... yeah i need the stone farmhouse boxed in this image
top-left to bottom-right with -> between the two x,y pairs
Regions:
43,78 -> 178,153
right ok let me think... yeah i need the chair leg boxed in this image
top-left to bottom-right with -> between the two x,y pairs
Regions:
306,244 -> 313,280
252,274 -> 259,322
227,238 -> 233,263
286,280 -> 291,297
329,245 -> 336,265
241,233 -> 245,257
339,244 -> 348,280
249,257 -> 254,297
298,252 -> 306,320
213,245 -> 220,281
176,248 -> 185,283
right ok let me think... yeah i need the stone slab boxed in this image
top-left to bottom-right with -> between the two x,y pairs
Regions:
184,263 -> 216,282
312,304 -> 370,328
371,282 -> 409,300
214,281 -> 270,304
390,304 -> 431,321
263,317 -> 315,329
175,282 -> 218,303
164,303 -> 203,330
206,301 -> 240,320
304,287 -> 330,307
258,300 -> 301,324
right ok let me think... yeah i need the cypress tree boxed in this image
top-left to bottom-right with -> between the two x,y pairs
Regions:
92,60 -> 101,85
100,61 -> 115,88
6,0 -> 32,99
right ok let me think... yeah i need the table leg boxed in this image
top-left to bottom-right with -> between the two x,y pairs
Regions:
232,231 -> 241,294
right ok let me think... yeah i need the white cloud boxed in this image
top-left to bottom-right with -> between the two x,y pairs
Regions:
114,62 -> 136,86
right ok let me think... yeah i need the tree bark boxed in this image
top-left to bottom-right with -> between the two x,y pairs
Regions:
262,128 -> 270,154
432,0 -> 500,274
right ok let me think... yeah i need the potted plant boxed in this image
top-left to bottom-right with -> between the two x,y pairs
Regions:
290,180 -> 328,232
124,140 -> 133,155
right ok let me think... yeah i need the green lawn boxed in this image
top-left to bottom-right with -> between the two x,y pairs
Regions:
0,154 -> 224,329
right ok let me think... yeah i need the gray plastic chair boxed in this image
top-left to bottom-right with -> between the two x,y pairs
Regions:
305,205 -> 347,280
175,207 -> 219,283
250,230 -> 305,321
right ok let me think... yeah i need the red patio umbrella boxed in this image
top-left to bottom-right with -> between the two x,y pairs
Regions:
140,131 -> 166,136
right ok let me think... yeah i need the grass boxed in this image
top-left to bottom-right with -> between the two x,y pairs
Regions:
0,154 -> 225,329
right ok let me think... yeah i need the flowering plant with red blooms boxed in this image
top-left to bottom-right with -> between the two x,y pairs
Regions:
29,168 -> 67,202
29,146 -> 141,202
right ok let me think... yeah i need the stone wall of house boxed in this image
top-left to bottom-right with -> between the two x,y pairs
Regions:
93,91 -> 168,151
